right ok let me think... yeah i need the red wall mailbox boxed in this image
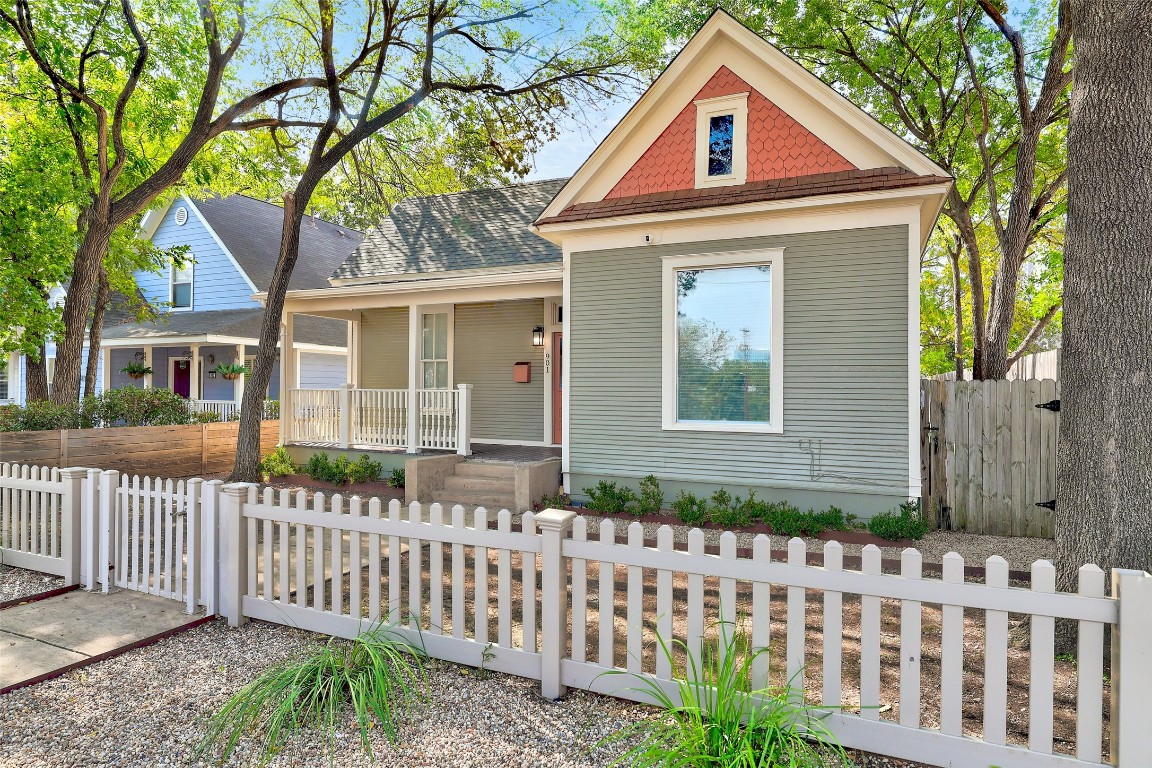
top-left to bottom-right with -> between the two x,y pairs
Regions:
513,362 -> 531,383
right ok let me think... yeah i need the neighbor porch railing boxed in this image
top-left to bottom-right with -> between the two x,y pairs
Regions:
285,384 -> 472,454
190,399 -> 240,421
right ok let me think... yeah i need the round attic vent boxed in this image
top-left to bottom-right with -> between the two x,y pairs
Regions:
174,206 -> 188,225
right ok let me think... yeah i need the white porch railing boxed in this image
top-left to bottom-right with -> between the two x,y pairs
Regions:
190,399 -> 240,421
285,384 -> 472,454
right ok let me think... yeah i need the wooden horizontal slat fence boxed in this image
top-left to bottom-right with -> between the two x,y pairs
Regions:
0,421 -> 278,477
921,379 -> 1059,537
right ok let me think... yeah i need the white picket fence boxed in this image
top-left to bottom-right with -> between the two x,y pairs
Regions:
2,463 -> 1151,767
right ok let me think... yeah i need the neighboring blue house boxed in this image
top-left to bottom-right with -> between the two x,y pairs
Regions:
3,195 -> 362,415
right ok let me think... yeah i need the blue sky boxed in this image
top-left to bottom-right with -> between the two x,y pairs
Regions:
526,98 -> 634,180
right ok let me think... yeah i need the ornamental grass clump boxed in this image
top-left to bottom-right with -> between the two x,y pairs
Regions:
197,623 -> 427,766
601,624 -> 849,768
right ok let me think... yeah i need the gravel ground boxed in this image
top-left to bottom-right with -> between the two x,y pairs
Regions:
0,564 -> 64,603
578,515 -> 1052,571
0,617 -> 933,768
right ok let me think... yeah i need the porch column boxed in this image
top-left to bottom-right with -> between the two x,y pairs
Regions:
190,344 -> 201,401
406,305 -> 420,454
348,313 -> 361,387
456,383 -> 473,456
280,313 -> 294,444
234,343 -> 246,412
143,345 -> 153,389
101,347 -> 112,394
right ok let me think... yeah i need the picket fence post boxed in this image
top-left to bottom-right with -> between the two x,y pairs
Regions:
185,479 -> 202,614
57,467 -> 87,587
219,483 -> 257,627
1112,568 -> 1152,766
201,480 -> 223,617
82,468 -> 101,590
535,507 -> 575,700
98,470 -> 119,593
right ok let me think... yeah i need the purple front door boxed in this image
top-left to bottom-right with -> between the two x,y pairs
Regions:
172,360 -> 191,398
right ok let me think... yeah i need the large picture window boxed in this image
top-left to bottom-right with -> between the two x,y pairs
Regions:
662,249 -> 784,433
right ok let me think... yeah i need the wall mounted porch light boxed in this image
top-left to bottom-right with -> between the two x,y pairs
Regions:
532,325 -> 545,347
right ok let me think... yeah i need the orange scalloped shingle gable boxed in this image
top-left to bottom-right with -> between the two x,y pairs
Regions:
605,66 -> 856,199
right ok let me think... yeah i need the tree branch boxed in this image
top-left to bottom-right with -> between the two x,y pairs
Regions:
1007,301 -> 1062,366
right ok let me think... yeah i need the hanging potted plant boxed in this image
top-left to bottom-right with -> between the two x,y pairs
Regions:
119,361 -> 153,380
215,361 -> 248,381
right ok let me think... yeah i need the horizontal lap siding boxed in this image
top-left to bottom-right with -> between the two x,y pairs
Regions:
569,226 -> 910,497
454,300 -> 547,444
360,308 -> 408,389
299,351 -> 348,389
140,201 -> 259,312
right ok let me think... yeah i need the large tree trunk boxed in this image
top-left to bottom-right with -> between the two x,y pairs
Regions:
1054,0 -> 1152,650
84,267 -> 110,398
52,220 -> 113,405
25,344 -> 49,402
232,189 -> 312,482
949,237 -> 965,380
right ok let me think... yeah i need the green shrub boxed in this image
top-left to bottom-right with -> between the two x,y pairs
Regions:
259,446 -> 297,478
534,490 -> 572,511
197,623 -> 427,767
598,624 -> 849,767
671,490 -> 710,526
348,454 -> 383,484
192,410 -> 222,423
90,386 -> 193,427
583,480 -> 637,514
709,489 -> 759,528
867,500 -> 931,540
387,467 -> 405,488
303,452 -> 352,484
636,475 -> 664,516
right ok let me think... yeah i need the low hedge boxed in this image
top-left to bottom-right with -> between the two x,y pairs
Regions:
3,387 -> 197,431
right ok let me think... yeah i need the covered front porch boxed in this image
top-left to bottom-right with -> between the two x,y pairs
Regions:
280,271 -> 563,457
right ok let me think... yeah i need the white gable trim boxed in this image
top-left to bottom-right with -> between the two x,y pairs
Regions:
538,10 -> 947,222
180,195 -> 261,294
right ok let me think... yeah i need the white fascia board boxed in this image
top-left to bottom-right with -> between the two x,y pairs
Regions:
181,195 -> 261,294
329,262 -> 562,288
270,268 -> 566,304
535,183 -> 952,252
139,203 -> 171,240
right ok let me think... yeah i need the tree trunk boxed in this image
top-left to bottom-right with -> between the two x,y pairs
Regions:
1054,0 -> 1152,652
950,237 -> 965,380
232,188 -> 313,482
25,344 -> 49,402
52,221 -> 113,405
84,267 -> 110,399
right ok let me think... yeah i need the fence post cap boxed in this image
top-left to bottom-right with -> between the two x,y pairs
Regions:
456,382 -> 474,391
203,478 -> 226,487
100,468 -> 120,477
58,467 -> 90,479
220,482 -> 258,497
534,507 -> 576,531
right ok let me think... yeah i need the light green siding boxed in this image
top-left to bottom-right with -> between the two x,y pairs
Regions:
569,226 -> 911,516
454,299 -> 548,444
360,308 -> 408,388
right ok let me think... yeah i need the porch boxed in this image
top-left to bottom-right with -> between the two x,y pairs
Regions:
279,273 -> 564,458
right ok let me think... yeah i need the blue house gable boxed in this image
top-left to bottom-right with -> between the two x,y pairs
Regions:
137,198 -> 260,312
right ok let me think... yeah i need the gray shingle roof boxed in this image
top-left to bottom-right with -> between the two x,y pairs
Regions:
193,195 -> 364,291
103,308 -> 346,348
331,179 -> 567,283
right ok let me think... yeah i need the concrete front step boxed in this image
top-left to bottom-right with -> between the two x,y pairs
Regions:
452,462 -> 518,479
441,474 -> 514,493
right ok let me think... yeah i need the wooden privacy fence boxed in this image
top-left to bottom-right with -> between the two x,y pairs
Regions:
5,463 -> 1152,767
921,379 -> 1060,537
0,420 -> 279,477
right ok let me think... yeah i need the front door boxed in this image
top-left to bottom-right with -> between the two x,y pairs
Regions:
172,359 -> 191,398
552,332 -> 563,444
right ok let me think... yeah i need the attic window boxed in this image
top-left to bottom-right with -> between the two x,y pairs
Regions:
694,92 -> 748,188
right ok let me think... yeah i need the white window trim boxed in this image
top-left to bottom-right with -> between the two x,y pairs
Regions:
694,92 -> 749,189
661,248 -> 785,434
419,304 -> 454,389
170,260 -> 194,312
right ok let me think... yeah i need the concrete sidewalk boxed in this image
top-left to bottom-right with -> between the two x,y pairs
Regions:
0,589 -> 207,693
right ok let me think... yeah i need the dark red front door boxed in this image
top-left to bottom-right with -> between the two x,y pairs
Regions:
172,360 -> 191,398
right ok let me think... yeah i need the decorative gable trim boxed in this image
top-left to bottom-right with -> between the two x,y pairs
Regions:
537,10 -> 948,223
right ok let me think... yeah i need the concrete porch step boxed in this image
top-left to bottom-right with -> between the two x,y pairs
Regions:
452,462 -> 518,479
441,475 -> 515,494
